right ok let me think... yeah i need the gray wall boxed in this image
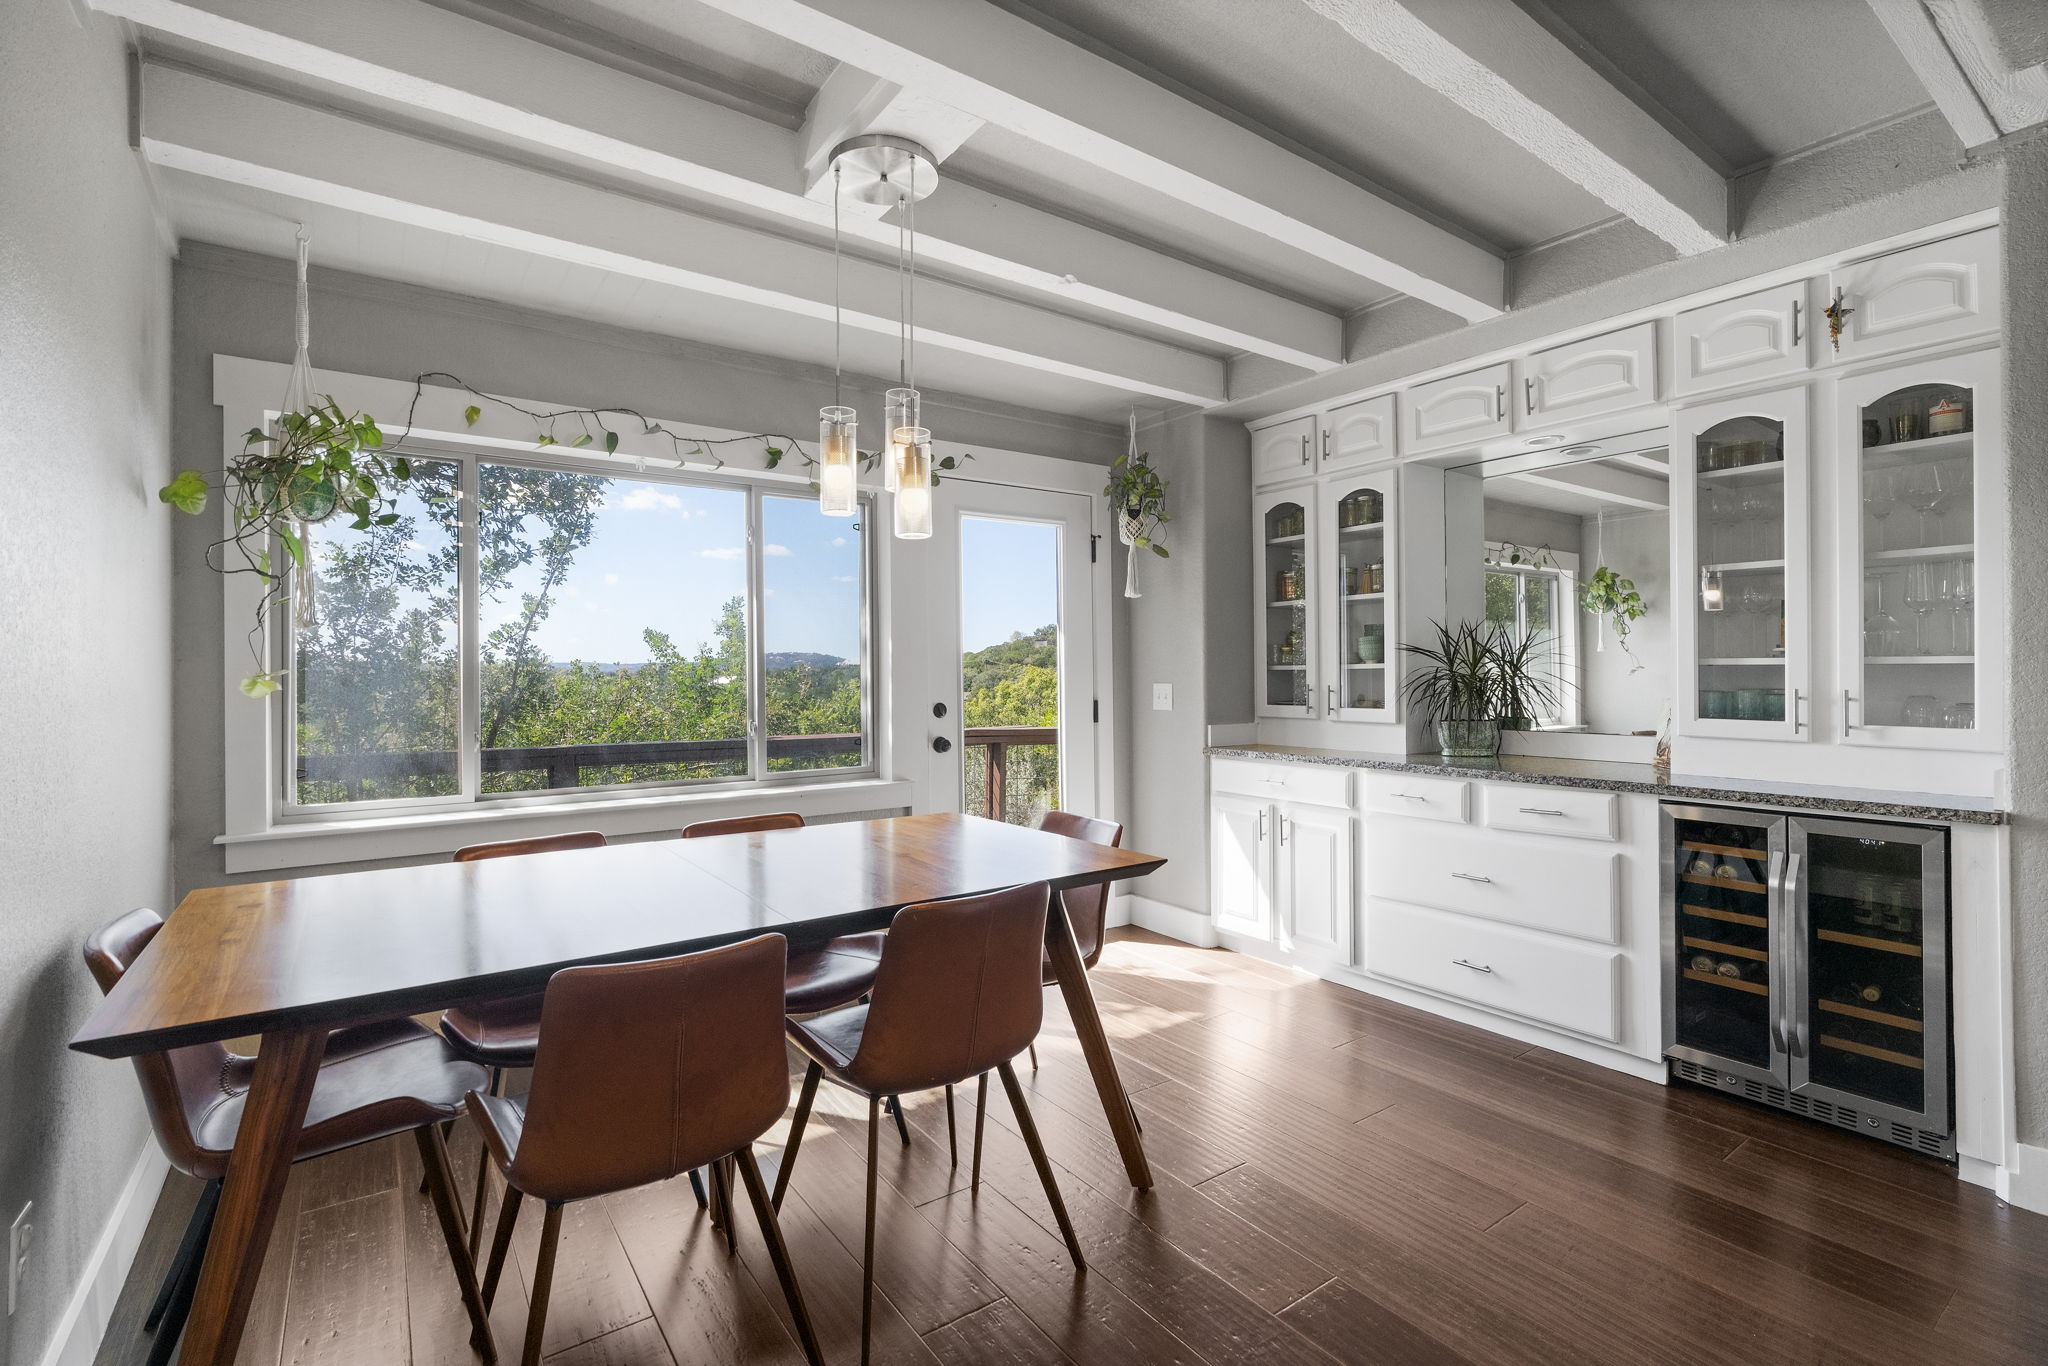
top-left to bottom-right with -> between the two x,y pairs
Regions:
1575,508 -> 1671,737
2002,132 -> 2048,1149
169,246 -> 1117,893
0,11 -> 173,1366
1119,414 -> 1251,914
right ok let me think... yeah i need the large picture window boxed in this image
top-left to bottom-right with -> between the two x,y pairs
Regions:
289,455 -> 871,812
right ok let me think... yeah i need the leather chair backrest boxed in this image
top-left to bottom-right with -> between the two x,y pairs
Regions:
452,830 -> 607,862
849,882 -> 1049,1095
1038,811 -> 1124,967
512,934 -> 791,1203
83,909 -> 231,1180
680,812 -> 804,838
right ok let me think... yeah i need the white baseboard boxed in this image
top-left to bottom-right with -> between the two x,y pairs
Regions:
1118,893 -> 1219,947
39,1144 -> 171,1366
2000,1142 -> 2048,1216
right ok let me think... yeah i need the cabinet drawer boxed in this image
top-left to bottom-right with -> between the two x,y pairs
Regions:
1212,759 -> 1350,808
1479,784 -> 1618,841
1362,771 -> 1469,823
1365,899 -> 1622,1041
1367,820 -> 1618,942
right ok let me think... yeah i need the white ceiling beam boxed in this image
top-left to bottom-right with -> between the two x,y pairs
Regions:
140,64 -> 1227,406
91,0 -> 1341,372
1506,461 -> 1668,511
1918,0 -> 2048,136
689,0 -> 1505,321
1866,0 -> 2003,146
1298,0 -> 1725,255
798,63 -> 985,210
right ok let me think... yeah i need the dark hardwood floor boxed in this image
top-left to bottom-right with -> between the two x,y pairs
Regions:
98,929 -> 2048,1366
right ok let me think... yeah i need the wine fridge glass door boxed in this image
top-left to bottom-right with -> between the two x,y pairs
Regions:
1662,805 -> 1788,1088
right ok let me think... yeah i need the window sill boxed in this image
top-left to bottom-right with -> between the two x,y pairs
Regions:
216,776 -> 915,875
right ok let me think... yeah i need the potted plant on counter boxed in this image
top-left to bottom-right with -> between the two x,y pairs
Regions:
1402,620 -> 1563,757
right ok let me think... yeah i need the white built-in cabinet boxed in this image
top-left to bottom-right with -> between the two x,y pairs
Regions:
1254,472 -> 1401,723
1671,384 -> 1815,742
1255,488 -> 1317,718
1208,761 -> 1356,967
1673,282 -> 1809,396
1827,228 -> 2000,363
1403,361 -> 1512,455
1321,393 -> 1397,472
1252,415 -> 1317,485
1521,322 -> 1657,426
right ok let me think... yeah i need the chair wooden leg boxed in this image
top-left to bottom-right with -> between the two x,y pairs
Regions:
687,1167 -> 709,1210
480,1187 -> 523,1310
466,1142 -> 493,1260
1028,1042 -> 1039,1071
970,1072 -> 988,1193
887,1093 -> 911,1147
862,1095 -> 879,1366
415,1125 -> 500,1361
945,1085 -> 958,1167
733,1146 -> 824,1366
709,1156 -> 738,1255
521,1203 -> 564,1366
774,1061 -> 821,1211
146,1178 -> 219,1332
997,1061 -> 1085,1269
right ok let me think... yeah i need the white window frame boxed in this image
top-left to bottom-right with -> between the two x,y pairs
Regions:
279,447 -> 879,817
1484,543 -> 1582,729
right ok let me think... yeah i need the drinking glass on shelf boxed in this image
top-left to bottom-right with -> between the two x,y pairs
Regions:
1903,561 -> 1941,654
1950,558 -> 1975,656
1738,583 -> 1773,655
1903,694 -> 1940,727
1864,575 -> 1903,657
1737,486 -> 1773,561
1945,702 -> 1975,729
1864,468 -> 1899,553
1699,488 -> 1726,563
1899,465 -> 1943,548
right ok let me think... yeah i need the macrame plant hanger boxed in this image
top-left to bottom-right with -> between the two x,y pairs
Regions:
1118,409 -> 1145,598
283,224 -> 319,631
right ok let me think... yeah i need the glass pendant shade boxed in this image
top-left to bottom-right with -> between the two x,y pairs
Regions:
893,427 -> 933,539
883,387 -> 919,493
1700,566 -> 1725,612
817,406 -> 858,516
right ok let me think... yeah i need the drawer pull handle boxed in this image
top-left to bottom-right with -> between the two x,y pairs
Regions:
1451,872 -> 1493,884
1518,807 -> 1567,817
1391,792 -> 1427,801
1453,958 -> 1493,974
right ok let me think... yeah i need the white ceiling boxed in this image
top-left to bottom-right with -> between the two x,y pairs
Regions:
122,0 -> 1996,426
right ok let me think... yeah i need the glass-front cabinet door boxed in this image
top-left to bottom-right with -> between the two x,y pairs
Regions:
1256,489 -> 1317,718
1672,386 -> 1812,741
1318,470 -> 1397,722
1788,817 -> 1949,1143
1836,351 -> 2002,751
1663,805 -> 1786,1089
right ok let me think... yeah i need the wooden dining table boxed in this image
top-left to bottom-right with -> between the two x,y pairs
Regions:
72,812 -> 1165,1366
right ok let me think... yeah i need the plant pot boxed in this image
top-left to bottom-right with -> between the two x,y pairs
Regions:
1436,719 -> 1501,758
1500,716 -> 1536,732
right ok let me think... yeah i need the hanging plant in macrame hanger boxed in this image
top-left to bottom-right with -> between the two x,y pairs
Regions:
1105,412 -> 1169,598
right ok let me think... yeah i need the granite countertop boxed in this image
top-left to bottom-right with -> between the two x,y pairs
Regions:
1205,744 -> 2010,826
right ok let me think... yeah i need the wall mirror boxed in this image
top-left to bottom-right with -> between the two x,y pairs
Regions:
1442,432 -> 1672,738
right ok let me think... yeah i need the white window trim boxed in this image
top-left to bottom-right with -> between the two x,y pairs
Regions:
211,356 -> 1118,874
1484,543 -> 1582,730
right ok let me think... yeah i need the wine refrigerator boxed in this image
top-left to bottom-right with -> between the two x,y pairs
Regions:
1660,804 -> 1952,1158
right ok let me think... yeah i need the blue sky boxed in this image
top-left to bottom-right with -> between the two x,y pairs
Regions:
355,472 -> 1062,664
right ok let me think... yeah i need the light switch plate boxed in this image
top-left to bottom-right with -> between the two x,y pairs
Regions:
1152,683 -> 1173,710
8,1201 -> 31,1315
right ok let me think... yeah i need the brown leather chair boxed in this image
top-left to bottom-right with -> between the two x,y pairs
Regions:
775,883 -> 1084,1365
85,909 -> 496,1366
1028,811 -> 1124,1070
468,935 -> 823,1366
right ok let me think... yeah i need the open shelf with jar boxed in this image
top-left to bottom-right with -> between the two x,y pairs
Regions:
1319,472 -> 1399,723
1838,351 -> 2002,751
1256,492 -> 1316,717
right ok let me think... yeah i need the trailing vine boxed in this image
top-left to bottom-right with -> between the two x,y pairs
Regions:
1581,566 -> 1648,673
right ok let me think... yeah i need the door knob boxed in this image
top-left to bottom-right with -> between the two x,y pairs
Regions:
931,736 -> 952,753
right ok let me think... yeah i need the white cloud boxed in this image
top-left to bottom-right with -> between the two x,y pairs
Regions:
833,575 -> 855,583
829,536 -> 848,548
763,543 -> 792,556
699,546 -> 745,560
618,487 -> 682,512
603,572 -> 620,586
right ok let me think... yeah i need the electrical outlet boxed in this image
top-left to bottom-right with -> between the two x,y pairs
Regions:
8,1201 -> 31,1315
1152,683 -> 1173,711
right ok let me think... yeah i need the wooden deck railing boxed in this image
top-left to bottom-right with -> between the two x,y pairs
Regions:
297,733 -> 863,789
962,725 -> 1057,823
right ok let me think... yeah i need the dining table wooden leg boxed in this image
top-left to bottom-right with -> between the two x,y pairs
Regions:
171,1026 -> 324,1366
1043,886 -> 1152,1190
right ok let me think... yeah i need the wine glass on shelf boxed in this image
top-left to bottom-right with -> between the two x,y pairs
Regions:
1903,561 -> 1942,655
1950,557 -> 1975,656
1864,467 -> 1899,554
1865,574 -> 1903,658
1739,582 -> 1773,657
1899,464 -> 1943,549
1737,485 -> 1773,561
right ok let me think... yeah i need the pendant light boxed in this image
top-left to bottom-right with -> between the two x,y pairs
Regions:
817,165 -> 858,515
827,134 -> 937,538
